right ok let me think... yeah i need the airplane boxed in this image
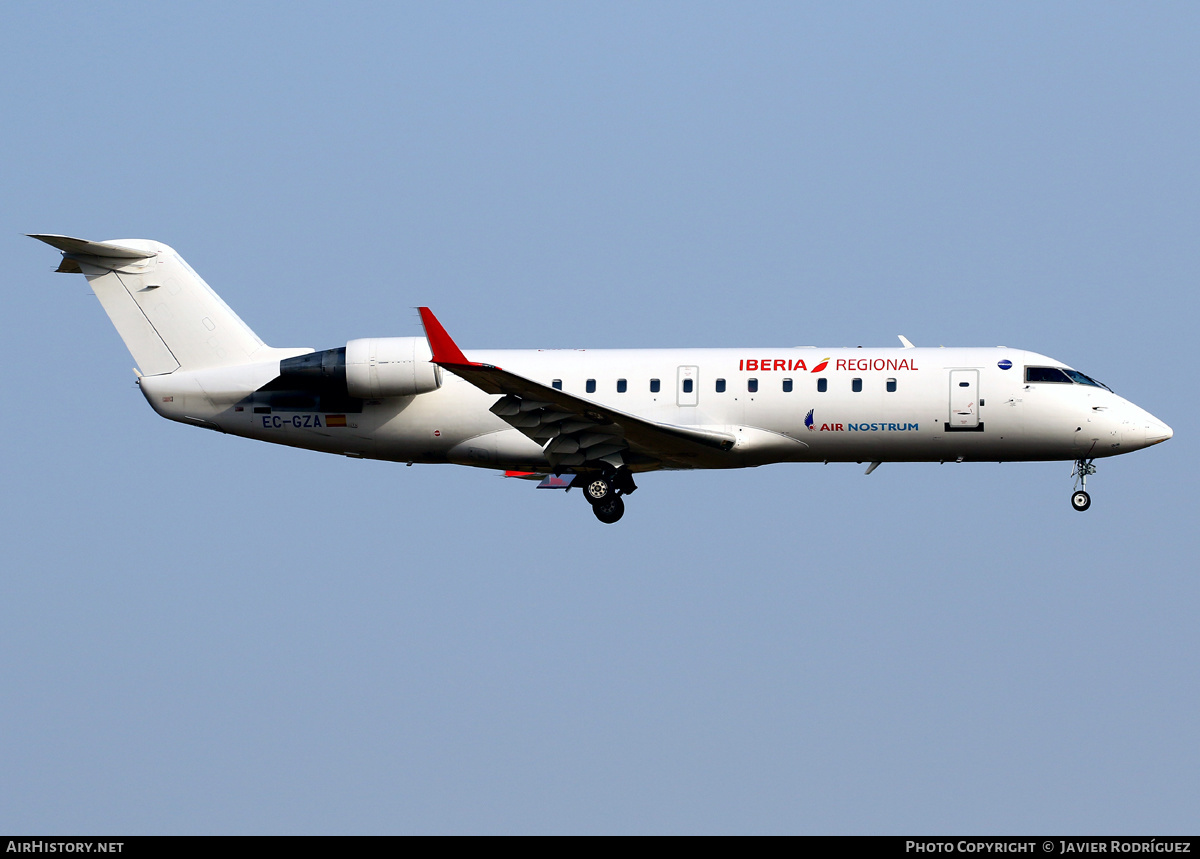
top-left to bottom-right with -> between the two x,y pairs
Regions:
32,234 -> 1173,524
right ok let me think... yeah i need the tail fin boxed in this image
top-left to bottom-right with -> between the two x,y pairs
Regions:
32,234 -> 271,375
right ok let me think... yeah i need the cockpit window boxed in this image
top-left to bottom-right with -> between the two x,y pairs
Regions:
1026,366 -> 1113,391
1063,369 -> 1113,392
1025,367 -> 1071,384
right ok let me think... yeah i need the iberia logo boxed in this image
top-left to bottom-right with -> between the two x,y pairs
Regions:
811,358 -> 830,373
805,408 -> 815,430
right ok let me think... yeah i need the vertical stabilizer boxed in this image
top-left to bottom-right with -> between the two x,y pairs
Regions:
32,235 -> 270,375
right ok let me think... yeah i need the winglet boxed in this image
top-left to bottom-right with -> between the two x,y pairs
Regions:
898,335 -> 915,349
418,307 -> 471,366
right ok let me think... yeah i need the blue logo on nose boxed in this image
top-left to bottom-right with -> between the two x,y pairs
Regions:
998,359 -> 1012,370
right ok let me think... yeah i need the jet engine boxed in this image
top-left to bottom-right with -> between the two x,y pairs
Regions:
345,337 -> 441,398
272,337 -> 441,400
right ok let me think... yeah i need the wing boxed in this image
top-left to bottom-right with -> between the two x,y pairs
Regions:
418,307 -> 736,472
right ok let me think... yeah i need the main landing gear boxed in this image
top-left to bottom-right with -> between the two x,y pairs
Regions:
592,494 -> 625,524
1071,458 -> 1097,512
574,468 -> 637,524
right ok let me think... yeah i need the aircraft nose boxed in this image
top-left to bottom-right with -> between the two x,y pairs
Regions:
1146,419 -> 1173,446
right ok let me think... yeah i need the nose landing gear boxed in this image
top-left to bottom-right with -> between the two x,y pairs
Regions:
1071,458 -> 1096,512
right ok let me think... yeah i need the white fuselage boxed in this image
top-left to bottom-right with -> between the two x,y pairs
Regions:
32,234 -> 1171,520
138,345 -> 1171,472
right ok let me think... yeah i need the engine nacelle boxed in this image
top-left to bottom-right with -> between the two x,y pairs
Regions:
344,337 -> 441,399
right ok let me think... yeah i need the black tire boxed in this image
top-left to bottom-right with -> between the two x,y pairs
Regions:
592,495 -> 625,524
1071,490 -> 1091,512
584,477 -> 612,505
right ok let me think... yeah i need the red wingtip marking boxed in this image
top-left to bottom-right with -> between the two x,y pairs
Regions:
418,307 -> 470,365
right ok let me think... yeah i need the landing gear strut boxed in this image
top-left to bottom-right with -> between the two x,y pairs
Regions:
1071,458 -> 1096,512
574,467 -> 637,524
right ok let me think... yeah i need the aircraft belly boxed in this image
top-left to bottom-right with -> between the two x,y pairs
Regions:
803,431 -> 927,462
446,429 -> 548,470
368,395 -> 500,463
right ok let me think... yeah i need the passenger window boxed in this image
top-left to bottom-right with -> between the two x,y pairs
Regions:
782,378 -> 793,392
886,378 -> 897,393
716,378 -> 726,393
617,379 -> 627,393
682,379 -> 693,394
959,381 -> 970,387
650,379 -> 660,393
586,379 -> 596,393
552,379 -> 562,390
748,378 -> 758,393
817,378 -> 827,393
852,378 -> 862,392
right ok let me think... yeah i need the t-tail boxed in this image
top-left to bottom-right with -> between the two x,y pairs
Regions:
30,234 -> 292,373
32,234 -> 311,429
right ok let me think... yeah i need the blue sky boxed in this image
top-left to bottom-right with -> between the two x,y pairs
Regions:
2,2 -> 1196,834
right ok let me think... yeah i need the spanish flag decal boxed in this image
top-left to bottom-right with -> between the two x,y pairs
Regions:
326,414 -> 347,428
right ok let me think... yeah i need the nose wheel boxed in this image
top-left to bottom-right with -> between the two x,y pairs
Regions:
1071,459 -> 1097,512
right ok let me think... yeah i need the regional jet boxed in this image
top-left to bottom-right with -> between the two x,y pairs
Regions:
33,235 -> 1173,523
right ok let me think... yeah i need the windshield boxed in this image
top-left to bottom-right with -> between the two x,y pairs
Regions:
1063,369 -> 1113,392
1025,366 -> 1113,392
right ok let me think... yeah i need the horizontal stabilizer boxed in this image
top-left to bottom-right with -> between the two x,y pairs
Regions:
28,234 -> 157,260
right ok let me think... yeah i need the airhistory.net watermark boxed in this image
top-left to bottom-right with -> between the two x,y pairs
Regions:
6,843 -> 123,853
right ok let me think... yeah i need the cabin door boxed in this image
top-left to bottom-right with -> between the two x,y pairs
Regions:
677,365 -> 699,406
948,369 -> 980,429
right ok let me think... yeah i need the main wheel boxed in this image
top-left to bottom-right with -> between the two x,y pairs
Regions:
592,495 -> 625,524
1071,490 -> 1091,512
584,477 -> 612,505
